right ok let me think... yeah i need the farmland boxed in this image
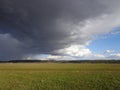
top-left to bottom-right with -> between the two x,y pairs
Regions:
0,63 -> 120,90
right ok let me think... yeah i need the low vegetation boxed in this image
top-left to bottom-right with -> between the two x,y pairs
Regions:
0,63 -> 120,90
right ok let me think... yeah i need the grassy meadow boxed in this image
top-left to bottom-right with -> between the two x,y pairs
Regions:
0,63 -> 120,90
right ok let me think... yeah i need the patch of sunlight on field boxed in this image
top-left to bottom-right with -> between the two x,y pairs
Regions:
0,63 -> 120,90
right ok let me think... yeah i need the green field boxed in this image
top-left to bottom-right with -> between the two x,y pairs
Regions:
0,63 -> 120,90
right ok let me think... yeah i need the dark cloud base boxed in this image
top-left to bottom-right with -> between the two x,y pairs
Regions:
0,0 -> 106,60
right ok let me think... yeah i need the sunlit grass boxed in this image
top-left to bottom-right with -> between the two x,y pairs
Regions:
0,63 -> 120,90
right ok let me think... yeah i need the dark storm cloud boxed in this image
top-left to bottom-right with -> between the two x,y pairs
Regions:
0,34 -> 26,60
0,0 -> 108,59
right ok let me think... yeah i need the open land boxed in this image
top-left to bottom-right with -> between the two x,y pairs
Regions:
0,63 -> 120,90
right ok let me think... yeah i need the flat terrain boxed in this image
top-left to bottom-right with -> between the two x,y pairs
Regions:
0,63 -> 120,90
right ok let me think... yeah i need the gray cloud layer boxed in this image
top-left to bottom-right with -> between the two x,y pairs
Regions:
0,0 -> 119,59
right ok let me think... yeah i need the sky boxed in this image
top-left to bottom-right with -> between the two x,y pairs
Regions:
0,0 -> 120,60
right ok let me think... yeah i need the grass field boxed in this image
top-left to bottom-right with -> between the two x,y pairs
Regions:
0,63 -> 120,90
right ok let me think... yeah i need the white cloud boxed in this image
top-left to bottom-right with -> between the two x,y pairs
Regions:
25,51 -> 120,60
54,45 -> 91,57
72,13 -> 120,42
24,54 -> 76,60
110,30 -> 120,35
105,50 -> 115,53
106,54 -> 120,59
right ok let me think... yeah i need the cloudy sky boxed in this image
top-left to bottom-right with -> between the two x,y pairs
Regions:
0,0 -> 120,60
